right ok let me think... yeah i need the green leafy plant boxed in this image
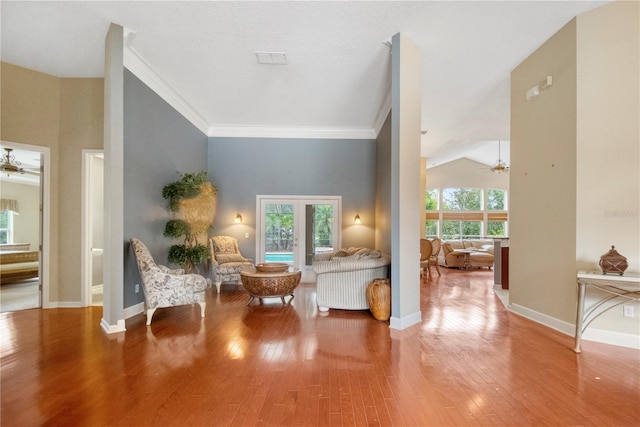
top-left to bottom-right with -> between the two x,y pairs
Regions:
162,171 -> 209,212
162,171 -> 217,272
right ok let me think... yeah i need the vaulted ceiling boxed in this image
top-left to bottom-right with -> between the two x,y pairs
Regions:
2,1 -> 608,169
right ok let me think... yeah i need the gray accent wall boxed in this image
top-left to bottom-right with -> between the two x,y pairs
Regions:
375,113 -> 392,255
123,69 -> 208,308
208,137 -> 377,260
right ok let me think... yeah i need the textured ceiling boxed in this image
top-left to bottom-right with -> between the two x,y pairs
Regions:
1,1 -> 608,168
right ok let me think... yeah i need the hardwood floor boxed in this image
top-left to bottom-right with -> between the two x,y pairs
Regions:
1,268 -> 639,426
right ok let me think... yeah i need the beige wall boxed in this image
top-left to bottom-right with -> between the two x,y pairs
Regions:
0,181 -> 40,249
511,1 -> 639,344
1,62 -> 103,304
575,1 -> 639,333
511,18 -> 578,323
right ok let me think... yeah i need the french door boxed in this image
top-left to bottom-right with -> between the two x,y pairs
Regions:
257,196 -> 341,282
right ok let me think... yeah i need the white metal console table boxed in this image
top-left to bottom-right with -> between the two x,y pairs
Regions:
574,270 -> 640,353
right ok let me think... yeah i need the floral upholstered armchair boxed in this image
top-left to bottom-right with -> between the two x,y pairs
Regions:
130,238 -> 207,325
208,235 -> 254,293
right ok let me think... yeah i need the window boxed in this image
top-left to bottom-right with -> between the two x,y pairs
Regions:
442,188 -> 481,210
0,211 -> 14,244
487,221 -> 506,237
487,188 -> 507,210
424,187 -> 508,239
442,220 -> 481,240
425,189 -> 438,210
425,220 -> 438,239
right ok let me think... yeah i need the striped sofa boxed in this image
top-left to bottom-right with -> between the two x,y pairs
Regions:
313,248 -> 391,312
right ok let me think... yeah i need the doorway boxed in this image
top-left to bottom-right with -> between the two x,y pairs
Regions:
257,196 -> 341,282
0,141 -> 49,312
81,150 -> 104,306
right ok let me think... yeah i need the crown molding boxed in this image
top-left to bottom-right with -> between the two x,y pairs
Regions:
123,46 -> 210,136
372,85 -> 392,135
208,125 -> 377,140
123,46 -> 380,141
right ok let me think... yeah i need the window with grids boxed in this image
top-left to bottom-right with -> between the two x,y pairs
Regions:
0,211 -> 13,244
425,187 -> 508,239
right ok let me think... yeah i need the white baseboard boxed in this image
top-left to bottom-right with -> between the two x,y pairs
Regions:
123,302 -> 144,319
508,303 -> 575,335
582,327 -> 640,350
508,303 -> 640,350
47,301 -> 83,308
390,311 -> 422,330
100,318 -> 126,334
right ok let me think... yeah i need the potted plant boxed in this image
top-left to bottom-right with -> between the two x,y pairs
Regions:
162,171 -> 217,273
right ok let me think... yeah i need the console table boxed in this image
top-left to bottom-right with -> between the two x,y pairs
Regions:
574,270 -> 640,353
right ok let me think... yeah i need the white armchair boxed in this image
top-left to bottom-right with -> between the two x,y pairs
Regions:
130,238 -> 207,325
208,235 -> 254,293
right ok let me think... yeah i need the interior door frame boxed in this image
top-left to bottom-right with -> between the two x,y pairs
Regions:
1,140 -> 50,308
81,149 -> 104,306
256,195 -> 342,270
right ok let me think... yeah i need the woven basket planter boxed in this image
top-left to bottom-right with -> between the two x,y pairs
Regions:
366,278 -> 391,321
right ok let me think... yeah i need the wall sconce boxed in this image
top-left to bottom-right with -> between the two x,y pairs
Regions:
354,214 -> 361,224
234,213 -> 243,224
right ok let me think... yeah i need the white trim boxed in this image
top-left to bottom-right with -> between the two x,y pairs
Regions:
582,327 -> 640,350
101,318 -> 126,334
508,303 -> 640,350
508,303 -> 575,335
390,311 -> 422,330
123,301 -> 145,320
47,301 -> 83,308
208,125 -> 376,140
81,149 -> 104,307
123,46 -> 210,136
123,45 -> 380,141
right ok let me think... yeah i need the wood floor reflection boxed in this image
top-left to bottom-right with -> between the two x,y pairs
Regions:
1,268 -> 639,426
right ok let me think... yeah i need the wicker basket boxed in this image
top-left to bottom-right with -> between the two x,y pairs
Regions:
240,270 -> 301,304
366,278 -> 391,321
254,262 -> 290,273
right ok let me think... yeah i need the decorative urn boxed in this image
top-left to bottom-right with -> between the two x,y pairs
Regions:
599,245 -> 628,275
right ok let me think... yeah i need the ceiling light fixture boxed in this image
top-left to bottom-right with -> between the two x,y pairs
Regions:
1,148 -> 26,175
490,141 -> 510,173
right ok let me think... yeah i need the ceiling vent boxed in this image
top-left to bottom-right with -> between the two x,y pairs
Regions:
255,51 -> 287,65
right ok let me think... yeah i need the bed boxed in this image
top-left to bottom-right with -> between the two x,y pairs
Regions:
0,244 -> 40,285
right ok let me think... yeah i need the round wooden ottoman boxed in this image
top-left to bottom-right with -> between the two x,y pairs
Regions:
240,268 -> 301,305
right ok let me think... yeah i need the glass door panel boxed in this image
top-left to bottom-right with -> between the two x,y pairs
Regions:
263,202 -> 296,266
303,203 -> 336,267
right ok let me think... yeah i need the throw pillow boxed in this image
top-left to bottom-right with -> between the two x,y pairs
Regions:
332,249 -> 349,258
360,250 -> 382,259
216,253 -> 245,263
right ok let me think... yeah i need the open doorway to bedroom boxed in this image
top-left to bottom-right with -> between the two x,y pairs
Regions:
0,142 -> 49,312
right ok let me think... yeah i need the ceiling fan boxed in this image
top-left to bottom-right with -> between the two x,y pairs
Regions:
1,148 -> 40,176
489,141 -> 510,173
